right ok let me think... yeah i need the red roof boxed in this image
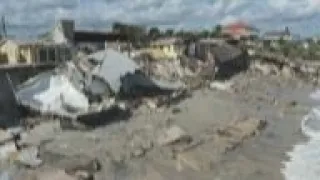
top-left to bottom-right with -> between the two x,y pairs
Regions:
224,21 -> 251,30
222,21 -> 258,36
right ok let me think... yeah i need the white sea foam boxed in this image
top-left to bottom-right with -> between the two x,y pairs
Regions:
282,90 -> 320,180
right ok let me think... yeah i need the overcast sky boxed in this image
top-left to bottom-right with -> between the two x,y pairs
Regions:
1,0 -> 320,37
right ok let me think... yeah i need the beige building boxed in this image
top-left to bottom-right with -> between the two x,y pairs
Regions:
150,38 -> 183,60
0,39 -> 71,65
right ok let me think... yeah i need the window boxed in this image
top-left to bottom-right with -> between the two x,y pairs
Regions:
39,48 -> 47,63
18,53 -> 27,63
48,48 -> 56,62
64,48 -> 72,61
0,54 -> 8,64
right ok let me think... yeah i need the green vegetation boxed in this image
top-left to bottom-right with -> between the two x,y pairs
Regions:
112,22 -> 223,47
269,40 -> 320,60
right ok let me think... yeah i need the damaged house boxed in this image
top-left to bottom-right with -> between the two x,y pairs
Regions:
0,39 -> 71,66
15,49 -> 185,128
186,38 -> 248,79
47,19 -> 130,54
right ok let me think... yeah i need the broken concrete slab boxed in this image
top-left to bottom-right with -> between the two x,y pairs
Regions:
48,155 -> 101,175
209,81 -> 233,92
15,146 -> 42,168
281,66 -> 293,78
214,117 -> 267,154
16,72 -> 89,118
0,142 -> 17,161
157,126 -> 191,146
176,143 -> 216,172
0,130 -> 16,145
218,118 -> 267,140
174,117 -> 267,172
89,49 -> 139,94
33,168 -> 77,180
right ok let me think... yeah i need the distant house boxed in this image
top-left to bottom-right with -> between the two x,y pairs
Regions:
263,27 -> 292,41
49,20 -> 130,53
150,38 -> 184,59
0,39 -> 71,65
221,22 -> 259,40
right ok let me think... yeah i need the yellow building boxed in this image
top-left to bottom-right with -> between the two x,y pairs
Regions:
0,39 -> 71,66
150,38 -> 183,60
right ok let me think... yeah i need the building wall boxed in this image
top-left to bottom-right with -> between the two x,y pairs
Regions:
195,43 -> 215,61
36,45 -> 71,63
0,41 -> 72,66
0,40 -> 19,65
19,46 -> 34,64
150,44 -> 180,59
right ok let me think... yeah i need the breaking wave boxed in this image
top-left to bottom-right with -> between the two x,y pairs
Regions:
282,90 -> 320,180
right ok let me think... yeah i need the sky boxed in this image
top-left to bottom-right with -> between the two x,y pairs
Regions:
1,0 -> 320,37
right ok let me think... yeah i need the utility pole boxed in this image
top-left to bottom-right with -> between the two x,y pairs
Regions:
1,15 -> 7,38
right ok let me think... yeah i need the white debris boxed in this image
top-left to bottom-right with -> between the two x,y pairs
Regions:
17,73 -> 89,118
281,66 -> 293,78
209,81 -> 233,92
0,142 -> 17,160
16,146 -> 42,167
34,75 -> 89,113
145,99 -> 158,109
157,125 -> 190,146
0,130 -> 14,144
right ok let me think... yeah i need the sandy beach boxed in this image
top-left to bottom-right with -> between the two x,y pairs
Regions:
7,70 -> 313,180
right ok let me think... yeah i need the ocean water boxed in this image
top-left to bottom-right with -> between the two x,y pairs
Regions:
282,90 -> 320,180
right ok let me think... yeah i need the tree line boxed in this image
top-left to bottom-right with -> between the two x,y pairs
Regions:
112,22 -> 222,47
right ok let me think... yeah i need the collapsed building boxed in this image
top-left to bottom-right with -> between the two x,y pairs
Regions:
132,38 -> 248,91
15,49 -> 185,128
185,38 -> 248,80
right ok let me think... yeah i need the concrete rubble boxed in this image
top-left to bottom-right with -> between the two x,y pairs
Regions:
132,42 -> 245,90
252,51 -> 320,83
157,125 -> 191,146
15,49 -> 186,128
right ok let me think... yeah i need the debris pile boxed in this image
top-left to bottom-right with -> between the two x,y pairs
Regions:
0,121 -> 103,179
15,49 -> 186,128
253,51 -> 320,83
133,42 -> 247,90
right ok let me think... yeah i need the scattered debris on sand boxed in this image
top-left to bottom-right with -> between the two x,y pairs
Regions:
157,125 -> 191,146
176,117 -> 267,172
